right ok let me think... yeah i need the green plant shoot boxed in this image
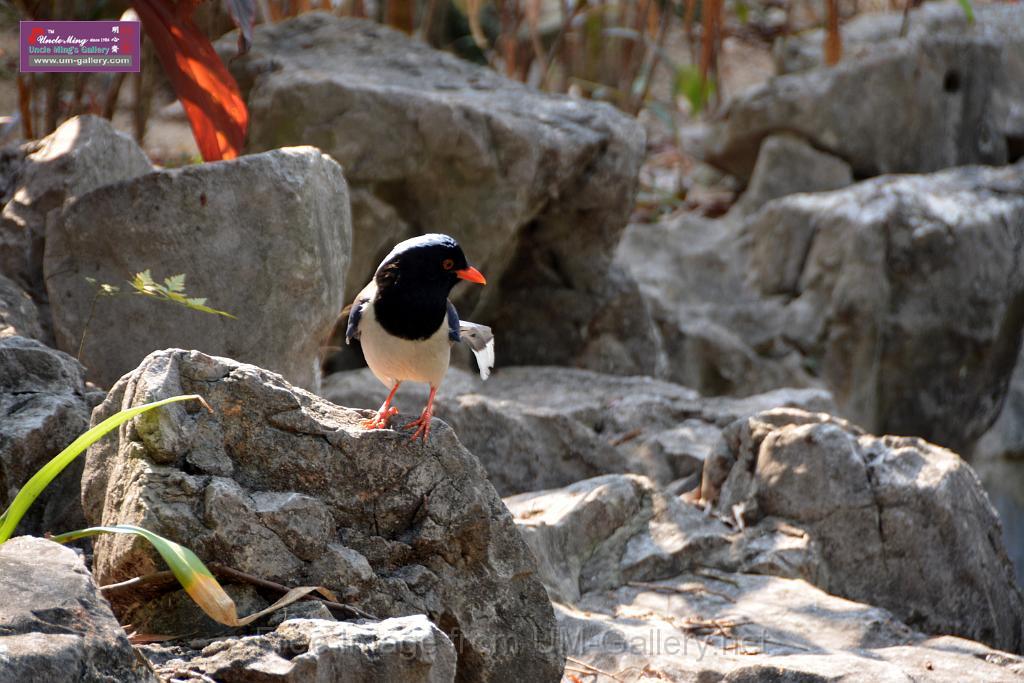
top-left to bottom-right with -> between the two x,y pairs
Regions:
0,395 -> 208,543
53,525 -> 326,627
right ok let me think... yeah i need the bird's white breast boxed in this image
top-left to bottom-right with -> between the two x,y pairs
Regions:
359,298 -> 451,389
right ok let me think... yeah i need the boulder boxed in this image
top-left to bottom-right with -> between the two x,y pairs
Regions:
81,349 -> 563,682
615,213 -> 819,397
509,472 -> 1024,679
0,336 -> 92,536
746,162 -> 1024,451
0,116 -> 152,295
0,273 -> 44,341
146,616 -> 456,683
0,536 -> 156,683
217,13 -> 657,375
733,133 -> 853,213
706,17 -> 1023,180
703,408 -> 1024,653
322,365 -> 834,496
44,147 -> 350,392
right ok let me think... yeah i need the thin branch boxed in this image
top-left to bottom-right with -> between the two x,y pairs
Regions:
100,564 -> 375,621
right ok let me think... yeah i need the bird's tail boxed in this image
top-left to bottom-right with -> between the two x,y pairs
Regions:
459,321 -> 495,380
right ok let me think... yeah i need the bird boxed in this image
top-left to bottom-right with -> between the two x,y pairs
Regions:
345,233 -> 494,441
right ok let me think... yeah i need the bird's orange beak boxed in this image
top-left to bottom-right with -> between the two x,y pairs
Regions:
456,266 -> 487,285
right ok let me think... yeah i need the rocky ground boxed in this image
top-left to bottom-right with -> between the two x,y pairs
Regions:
1,3 -> 1024,682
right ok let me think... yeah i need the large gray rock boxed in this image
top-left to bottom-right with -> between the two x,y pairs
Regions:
706,12 -> 1023,180
44,147 -> 350,392
81,349 -> 563,682
616,213 -> 819,397
0,273 -> 44,341
0,536 -> 157,682
322,365 -> 834,496
702,408 -> 1024,653
733,133 -> 853,214
1,116 -> 152,295
746,162 -> 1024,451
217,13 -> 656,375
147,616 -> 456,683
508,473 -> 1024,681
0,336 -> 91,536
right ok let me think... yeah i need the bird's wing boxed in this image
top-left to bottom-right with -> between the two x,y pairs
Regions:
459,320 -> 495,380
446,300 -> 461,343
345,283 -> 375,345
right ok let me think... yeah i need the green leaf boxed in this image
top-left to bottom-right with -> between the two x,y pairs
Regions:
187,297 -> 207,307
957,0 -> 974,23
0,395 -> 207,543
735,0 -> 749,24
53,525 -> 330,627
674,65 -> 716,116
164,274 -> 186,292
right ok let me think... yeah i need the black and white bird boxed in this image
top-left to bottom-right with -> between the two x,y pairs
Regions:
345,234 -> 494,441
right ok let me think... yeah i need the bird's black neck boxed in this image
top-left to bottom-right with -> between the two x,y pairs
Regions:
374,279 -> 449,341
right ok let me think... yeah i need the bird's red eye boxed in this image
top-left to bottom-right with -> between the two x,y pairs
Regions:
442,259 -> 454,270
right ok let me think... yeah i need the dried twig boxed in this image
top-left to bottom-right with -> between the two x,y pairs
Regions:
565,656 -> 623,681
100,564 -> 374,621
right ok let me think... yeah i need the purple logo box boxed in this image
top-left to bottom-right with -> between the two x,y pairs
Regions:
20,21 -> 141,73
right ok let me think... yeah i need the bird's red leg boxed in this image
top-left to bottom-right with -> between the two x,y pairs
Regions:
403,386 -> 437,442
360,382 -> 401,430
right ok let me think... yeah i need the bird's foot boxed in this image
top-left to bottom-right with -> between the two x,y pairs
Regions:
360,406 -> 399,430
403,411 -> 433,442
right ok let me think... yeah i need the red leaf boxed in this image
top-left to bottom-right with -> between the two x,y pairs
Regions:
132,0 -> 248,161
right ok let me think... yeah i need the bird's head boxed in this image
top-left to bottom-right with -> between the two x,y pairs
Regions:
375,233 -> 486,293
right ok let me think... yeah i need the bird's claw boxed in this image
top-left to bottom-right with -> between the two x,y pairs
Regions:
359,406 -> 399,430
403,414 -> 433,442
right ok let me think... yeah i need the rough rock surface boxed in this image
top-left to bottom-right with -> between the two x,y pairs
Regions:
508,470 -> 1024,679
746,162 -> 1024,451
0,336 -> 91,536
322,365 -> 834,496
217,13 -> 657,375
706,6 -> 1024,180
81,349 -> 563,682
0,273 -> 44,341
0,116 -> 152,296
44,147 -> 350,392
616,214 -> 819,397
733,133 -> 853,213
147,616 -> 456,683
702,408 -> 1024,653
0,536 -> 157,682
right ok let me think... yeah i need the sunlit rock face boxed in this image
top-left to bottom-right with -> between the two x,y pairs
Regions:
82,349 -> 564,683
217,13 -> 658,376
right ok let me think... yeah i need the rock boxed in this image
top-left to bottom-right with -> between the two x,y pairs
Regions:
0,336 -> 90,536
703,408 -> 1024,653
0,536 -> 157,683
554,574 -> 1024,682
746,162 -> 1024,452
706,24 -> 1022,180
146,616 -> 456,683
81,349 -> 563,682
217,13 -> 657,375
0,273 -> 44,341
508,472 -> 1024,679
615,214 -> 819,397
975,348 -> 1024,463
733,133 -> 853,213
322,365 -> 835,496
44,147 -> 350,392
0,116 -> 152,296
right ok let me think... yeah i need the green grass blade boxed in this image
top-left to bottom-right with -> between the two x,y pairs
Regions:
958,0 -> 975,23
52,524 -> 239,625
53,525 -> 328,627
0,394 -> 206,543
